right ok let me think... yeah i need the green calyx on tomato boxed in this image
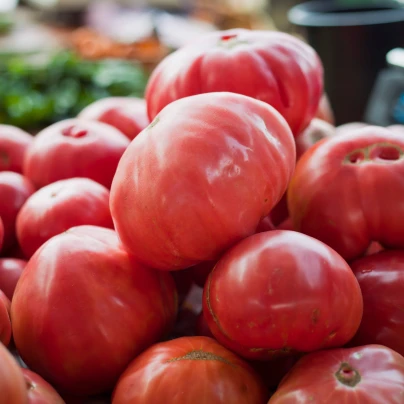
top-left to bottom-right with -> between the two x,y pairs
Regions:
335,362 -> 361,388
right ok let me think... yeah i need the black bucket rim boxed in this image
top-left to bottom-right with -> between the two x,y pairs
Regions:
288,0 -> 404,27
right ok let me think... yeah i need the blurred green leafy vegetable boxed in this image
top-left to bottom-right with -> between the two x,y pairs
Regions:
0,51 -> 148,131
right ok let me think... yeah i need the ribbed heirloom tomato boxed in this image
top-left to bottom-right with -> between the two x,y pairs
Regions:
288,126 -> 404,261
203,230 -> 363,360
111,92 -> 296,270
269,345 -> 404,403
78,97 -> 149,140
0,259 -> 26,299
350,251 -> 404,356
112,336 -> 269,404
146,29 -> 323,136
0,289 -> 11,346
11,225 -> 177,396
16,177 -> 114,258
23,119 -> 130,189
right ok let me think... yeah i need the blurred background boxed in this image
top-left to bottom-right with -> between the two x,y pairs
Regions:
2,0 -> 404,131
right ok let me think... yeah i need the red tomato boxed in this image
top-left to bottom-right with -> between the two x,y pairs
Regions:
112,336 -> 269,404
269,345 -> 404,403
78,97 -> 149,140
16,177 -> 114,258
203,230 -> 363,360
277,218 -> 293,231
0,289 -> 11,346
22,368 -> 65,404
146,29 -> 323,136
111,92 -> 296,270
11,225 -> 178,397
365,241 -> 384,256
0,171 -> 35,251
0,342 -> 27,403
288,126 -> 404,261
349,251 -> 404,356
23,119 -> 130,189
295,118 -> 336,160
0,258 -> 25,300
195,311 -> 214,338
0,125 -> 33,173
315,94 -> 334,125
0,217 -> 3,253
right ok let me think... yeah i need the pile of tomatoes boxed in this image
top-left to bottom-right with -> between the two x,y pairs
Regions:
1,28 -> 404,404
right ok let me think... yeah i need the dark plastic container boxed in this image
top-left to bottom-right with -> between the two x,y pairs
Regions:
288,1 -> 404,125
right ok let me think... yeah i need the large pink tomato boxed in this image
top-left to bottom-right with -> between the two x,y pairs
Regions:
0,342 -> 27,403
0,171 -> 35,251
0,125 -> 33,173
23,119 -> 130,189
269,345 -> 404,403
288,126 -> 404,261
0,258 -> 26,300
146,29 -> 323,136
78,97 -> 149,140
111,92 -> 296,270
203,230 -> 363,360
112,336 -> 268,404
350,251 -> 404,356
11,225 -> 178,397
16,177 -> 113,258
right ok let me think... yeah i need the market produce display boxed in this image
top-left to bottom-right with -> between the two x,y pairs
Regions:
1,25 -> 404,404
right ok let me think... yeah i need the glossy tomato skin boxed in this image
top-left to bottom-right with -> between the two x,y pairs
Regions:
146,29 -> 323,136
288,126 -> 404,261
78,97 -> 149,140
203,230 -> 363,360
111,92 -> 296,270
0,258 -> 26,300
22,369 -> 65,404
0,342 -> 27,404
16,177 -> 114,258
335,122 -> 368,135
112,336 -> 269,404
350,251 -> 404,356
23,119 -> 130,189
11,225 -> 178,397
0,171 -> 35,251
269,345 -> 404,403
0,125 -> 33,173
0,289 -> 11,346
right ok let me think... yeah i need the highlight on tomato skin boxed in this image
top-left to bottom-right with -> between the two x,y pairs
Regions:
203,230 -> 363,361
146,29 -> 323,136
112,336 -> 269,404
111,92 -> 296,271
288,125 -> 404,262
268,345 -> 404,403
